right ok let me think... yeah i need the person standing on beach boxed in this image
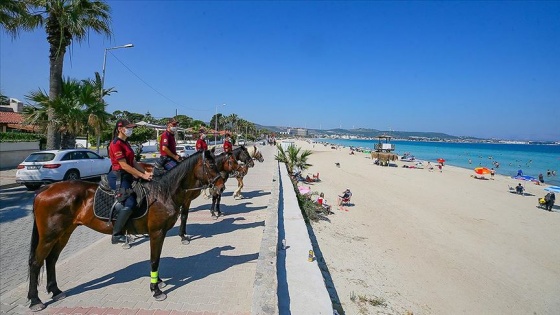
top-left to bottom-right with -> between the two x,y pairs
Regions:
491,168 -> 495,179
438,163 -> 443,173
539,173 -> 545,184
544,192 -> 555,211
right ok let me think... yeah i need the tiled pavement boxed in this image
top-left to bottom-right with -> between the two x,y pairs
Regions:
0,145 -> 278,315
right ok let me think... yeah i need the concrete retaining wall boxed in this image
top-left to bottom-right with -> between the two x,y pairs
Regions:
0,142 -> 39,169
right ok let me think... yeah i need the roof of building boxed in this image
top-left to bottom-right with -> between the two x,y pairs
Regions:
0,111 -> 24,124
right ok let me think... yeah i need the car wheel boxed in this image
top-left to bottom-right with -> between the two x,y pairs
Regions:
64,170 -> 80,181
24,183 -> 42,191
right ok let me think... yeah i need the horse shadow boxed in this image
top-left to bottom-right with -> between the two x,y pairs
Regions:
57,245 -> 258,301
168,217 -> 265,242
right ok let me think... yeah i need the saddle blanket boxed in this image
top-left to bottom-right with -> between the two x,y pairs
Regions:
93,186 -> 148,221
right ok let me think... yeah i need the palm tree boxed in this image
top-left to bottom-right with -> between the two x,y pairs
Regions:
275,144 -> 313,175
3,0 -> 112,149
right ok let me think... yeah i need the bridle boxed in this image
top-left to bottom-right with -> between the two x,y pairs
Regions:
185,151 -> 222,192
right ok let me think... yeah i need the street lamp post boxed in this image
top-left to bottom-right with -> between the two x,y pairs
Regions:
97,43 -> 134,153
214,103 -> 226,145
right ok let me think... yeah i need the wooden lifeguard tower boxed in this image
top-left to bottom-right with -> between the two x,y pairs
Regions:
374,134 -> 395,152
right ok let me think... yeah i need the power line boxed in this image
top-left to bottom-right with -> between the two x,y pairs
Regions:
109,51 -> 209,112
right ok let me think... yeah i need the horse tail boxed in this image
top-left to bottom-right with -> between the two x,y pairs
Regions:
28,200 -> 40,279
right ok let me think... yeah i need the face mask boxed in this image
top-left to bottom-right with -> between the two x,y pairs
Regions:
170,127 -> 178,133
124,128 -> 133,137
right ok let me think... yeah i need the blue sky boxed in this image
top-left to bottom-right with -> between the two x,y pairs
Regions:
1,1 -> 559,141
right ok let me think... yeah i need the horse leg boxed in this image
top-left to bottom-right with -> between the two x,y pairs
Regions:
178,201 -> 192,245
44,227 -> 75,301
210,195 -> 217,218
149,232 -> 167,301
216,194 -> 222,216
28,220 -> 51,312
234,177 -> 243,199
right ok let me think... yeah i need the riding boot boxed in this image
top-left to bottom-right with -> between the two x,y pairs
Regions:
112,207 -> 133,244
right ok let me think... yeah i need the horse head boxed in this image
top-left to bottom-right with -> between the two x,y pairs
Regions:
251,145 -> 264,163
197,150 -> 226,195
234,145 -> 255,168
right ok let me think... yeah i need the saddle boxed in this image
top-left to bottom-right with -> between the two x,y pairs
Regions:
94,175 -> 149,221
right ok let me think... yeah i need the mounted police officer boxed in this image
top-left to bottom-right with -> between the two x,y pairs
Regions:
108,119 -> 152,244
223,132 -> 233,154
159,118 -> 182,170
195,129 -> 208,152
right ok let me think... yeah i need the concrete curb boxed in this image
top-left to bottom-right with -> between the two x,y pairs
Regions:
252,161 -> 280,314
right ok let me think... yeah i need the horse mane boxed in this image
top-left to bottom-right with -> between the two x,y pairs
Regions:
148,151 -> 205,200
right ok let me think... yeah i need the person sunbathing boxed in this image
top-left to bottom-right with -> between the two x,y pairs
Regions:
337,189 -> 352,206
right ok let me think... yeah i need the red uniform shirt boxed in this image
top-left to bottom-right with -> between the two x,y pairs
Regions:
159,131 -> 177,156
196,138 -> 208,151
109,138 -> 135,171
223,140 -> 232,153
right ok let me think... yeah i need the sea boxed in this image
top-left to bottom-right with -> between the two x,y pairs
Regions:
317,139 -> 560,187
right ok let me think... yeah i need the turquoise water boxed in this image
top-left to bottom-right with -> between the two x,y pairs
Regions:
318,139 -> 560,186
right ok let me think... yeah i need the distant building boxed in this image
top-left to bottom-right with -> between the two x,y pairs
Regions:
294,128 -> 308,137
0,98 -> 24,113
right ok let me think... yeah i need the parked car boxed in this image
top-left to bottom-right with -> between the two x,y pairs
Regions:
16,149 -> 112,190
177,145 -> 196,158
237,138 -> 246,146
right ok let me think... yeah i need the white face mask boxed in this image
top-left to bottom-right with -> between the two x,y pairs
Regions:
123,128 -> 133,137
170,127 -> 178,133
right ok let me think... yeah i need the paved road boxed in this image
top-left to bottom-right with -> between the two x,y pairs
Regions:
0,186 -> 105,298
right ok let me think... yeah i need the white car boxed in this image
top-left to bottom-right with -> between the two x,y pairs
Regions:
177,145 -> 196,158
237,138 -> 246,146
16,149 -> 112,190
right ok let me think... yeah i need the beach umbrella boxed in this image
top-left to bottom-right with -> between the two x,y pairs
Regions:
298,186 -> 311,195
437,158 -> 445,163
474,167 -> 491,175
544,186 -> 560,193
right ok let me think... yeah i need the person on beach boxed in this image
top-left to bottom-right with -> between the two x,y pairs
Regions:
337,189 -> 352,206
516,183 -> 524,195
490,168 -> 495,179
427,161 -> 434,172
317,192 -> 332,213
195,129 -> 208,152
539,173 -> 544,184
438,163 -> 443,173
159,118 -> 182,170
544,192 -> 555,211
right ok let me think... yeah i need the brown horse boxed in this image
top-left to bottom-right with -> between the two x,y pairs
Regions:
232,145 -> 264,199
178,146 -> 253,244
27,150 -> 225,312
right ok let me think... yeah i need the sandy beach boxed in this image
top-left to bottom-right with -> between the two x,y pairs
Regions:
289,139 -> 560,315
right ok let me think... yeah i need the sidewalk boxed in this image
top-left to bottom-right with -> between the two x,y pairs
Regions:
0,168 -> 18,189
0,145 -> 334,315
1,146 -> 279,315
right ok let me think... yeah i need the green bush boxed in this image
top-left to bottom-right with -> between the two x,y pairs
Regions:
0,132 -> 46,149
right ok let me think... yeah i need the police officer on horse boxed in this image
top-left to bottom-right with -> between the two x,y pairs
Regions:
108,119 -> 153,244
159,118 -> 182,170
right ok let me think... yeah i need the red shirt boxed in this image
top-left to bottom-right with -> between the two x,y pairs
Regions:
109,138 -> 135,171
196,138 -> 208,151
223,140 -> 232,153
159,131 -> 177,156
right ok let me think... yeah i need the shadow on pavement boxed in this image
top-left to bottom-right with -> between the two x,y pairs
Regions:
55,245 -> 258,304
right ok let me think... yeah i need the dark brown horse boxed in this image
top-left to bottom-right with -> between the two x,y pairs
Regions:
177,146 -> 253,244
27,150 -> 225,312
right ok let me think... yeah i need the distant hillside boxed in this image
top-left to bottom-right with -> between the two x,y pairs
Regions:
256,124 -> 464,140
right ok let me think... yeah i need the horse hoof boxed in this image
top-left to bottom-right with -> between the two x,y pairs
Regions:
30,303 -> 46,312
158,281 -> 167,289
154,292 -> 167,301
122,243 -> 131,249
52,291 -> 67,301
181,237 -> 190,245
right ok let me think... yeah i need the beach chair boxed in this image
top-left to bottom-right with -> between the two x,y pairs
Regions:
340,194 -> 352,206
